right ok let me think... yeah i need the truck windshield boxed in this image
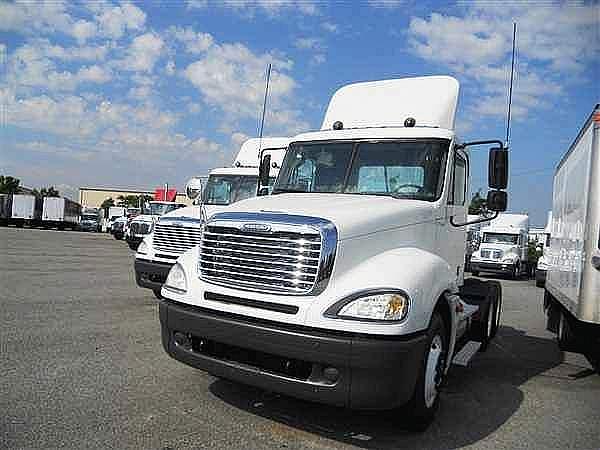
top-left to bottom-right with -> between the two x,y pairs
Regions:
483,233 -> 518,244
149,203 -> 182,216
273,140 -> 449,201
81,215 -> 97,221
203,175 -> 275,205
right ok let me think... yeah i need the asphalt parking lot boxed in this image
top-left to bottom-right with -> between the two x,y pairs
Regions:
2,227 -> 599,450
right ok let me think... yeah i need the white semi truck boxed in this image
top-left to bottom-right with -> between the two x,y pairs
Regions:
543,104 -> 600,373
134,137 -> 290,298
470,213 -> 529,278
126,201 -> 187,250
157,76 -> 510,427
41,197 -> 82,230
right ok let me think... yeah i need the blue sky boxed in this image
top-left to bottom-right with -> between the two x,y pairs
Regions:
1,1 -> 598,225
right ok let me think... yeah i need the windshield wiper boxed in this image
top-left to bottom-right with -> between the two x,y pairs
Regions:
272,188 -> 308,194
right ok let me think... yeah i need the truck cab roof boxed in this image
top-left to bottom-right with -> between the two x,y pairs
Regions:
234,137 -> 291,168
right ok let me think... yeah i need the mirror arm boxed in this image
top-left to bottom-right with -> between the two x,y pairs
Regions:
450,211 -> 499,228
457,139 -> 506,150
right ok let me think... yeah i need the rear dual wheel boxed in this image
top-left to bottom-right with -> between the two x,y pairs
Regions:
471,281 -> 502,351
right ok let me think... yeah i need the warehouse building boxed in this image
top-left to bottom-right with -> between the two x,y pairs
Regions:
78,186 -> 192,208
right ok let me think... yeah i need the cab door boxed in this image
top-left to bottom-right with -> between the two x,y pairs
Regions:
444,149 -> 469,283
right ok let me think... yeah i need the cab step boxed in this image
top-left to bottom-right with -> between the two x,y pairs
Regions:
452,340 -> 481,366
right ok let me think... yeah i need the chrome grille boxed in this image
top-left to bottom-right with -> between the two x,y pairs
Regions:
154,223 -> 202,255
130,222 -> 151,235
481,249 -> 502,260
199,224 -> 322,294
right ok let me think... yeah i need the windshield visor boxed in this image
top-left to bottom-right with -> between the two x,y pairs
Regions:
273,139 -> 449,201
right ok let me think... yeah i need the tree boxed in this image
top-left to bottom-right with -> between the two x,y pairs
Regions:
117,194 -> 153,208
0,175 -> 21,194
101,197 -> 115,209
469,191 -> 487,215
33,186 -> 60,197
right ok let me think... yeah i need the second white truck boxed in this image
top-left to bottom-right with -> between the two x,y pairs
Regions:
134,137 -> 290,298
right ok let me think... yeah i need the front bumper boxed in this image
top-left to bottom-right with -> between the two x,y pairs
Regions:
159,299 -> 428,410
471,261 -> 514,274
135,258 -> 174,291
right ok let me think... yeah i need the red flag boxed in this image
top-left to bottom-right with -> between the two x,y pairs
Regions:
154,188 -> 177,201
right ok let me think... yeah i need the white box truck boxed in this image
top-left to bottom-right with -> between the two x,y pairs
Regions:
42,197 -> 81,230
156,76 -> 511,427
543,104 -> 600,373
134,137 -> 290,298
470,213 -> 529,278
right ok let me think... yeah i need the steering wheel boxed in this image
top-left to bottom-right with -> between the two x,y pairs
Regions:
392,183 -> 423,194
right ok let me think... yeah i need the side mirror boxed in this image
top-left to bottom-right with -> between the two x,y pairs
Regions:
487,190 -> 507,212
259,154 -> 271,188
185,177 -> 204,202
257,187 -> 269,196
489,147 -> 508,189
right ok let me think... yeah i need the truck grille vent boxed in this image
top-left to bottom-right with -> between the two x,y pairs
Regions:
481,249 -> 502,260
130,222 -> 151,235
199,225 -> 322,294
154,223 -> 202,255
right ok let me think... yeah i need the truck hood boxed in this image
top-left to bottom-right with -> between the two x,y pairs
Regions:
221,193 -> 435,240
132,214 -> 158,223
159,204 -> 232,224
477,243 -> 520,258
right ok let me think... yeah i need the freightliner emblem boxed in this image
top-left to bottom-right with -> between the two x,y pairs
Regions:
242,223 -> 271,233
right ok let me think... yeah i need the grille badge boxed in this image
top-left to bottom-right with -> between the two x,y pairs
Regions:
242,223 -> 271,233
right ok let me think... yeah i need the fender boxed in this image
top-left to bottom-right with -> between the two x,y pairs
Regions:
306,247 -> 457,335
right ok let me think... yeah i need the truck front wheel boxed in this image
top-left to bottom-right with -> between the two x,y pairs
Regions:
407,312 -> 448,430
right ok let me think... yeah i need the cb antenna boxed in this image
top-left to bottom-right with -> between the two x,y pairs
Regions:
505,22 -> 517,148
257,63 -> 272,160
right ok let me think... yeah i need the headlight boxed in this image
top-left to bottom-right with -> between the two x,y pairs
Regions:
137,239 -> 149,255
502,256 -> 517,263
164,263 -> 187,293
326,291 -> 410,322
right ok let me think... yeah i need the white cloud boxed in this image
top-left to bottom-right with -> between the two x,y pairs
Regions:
187,103 -> 202,113
184,43 -> 293,117
119,32 -> 164,72
31,39 -> 110,61
0,1 -> 98,43
407,3 -> 598,118
294,37 -> 321,51
7,44 -> 112,93
186,0 -> 317,16
321,22 -> 338,33
368,0 -> 405,7
165,60 -> 176,75
168,26 -> 214,54
95,2 -> 146,39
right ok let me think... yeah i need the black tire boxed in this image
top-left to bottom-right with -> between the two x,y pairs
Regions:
536,279 -> 545,288
489,281 -> 502,339
406,312 -> 448,431
511,263 -> 519,280
556,310 -> 575,351
128,241 -> 139,251
153,289 -> 163,300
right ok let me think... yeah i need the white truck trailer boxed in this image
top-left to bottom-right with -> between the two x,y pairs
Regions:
42,197 -> 82,230
134,137 -> 290,298
6,194 -> 43,227
543,104 -> 600,373
470,213 -> 529,278
157,76 -> 510,427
